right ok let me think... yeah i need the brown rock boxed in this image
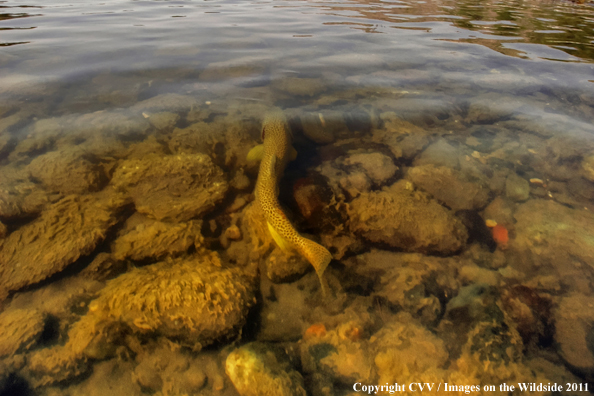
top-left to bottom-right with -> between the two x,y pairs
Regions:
168,118 -> 259,168
265,248 -> 310,284
0,165 -> 50,219
226,342 -> 307,396
112,213 -> 203,261
272,77 -> 327,97
131,93 -> 199,113
348,185 -> 467,255
0,308 -> 46,358
345,250 -> 459,323
414,139 -> 460,169
513,199 -> 594,287
554,293 -> 594,371
408,165 -> 490,210
111,153 -> 228,222
27,148 -> 106,194
27,253 -> 257,386
299,112 -> 337,144
79,253 -> 126,282
0,191 -> 129,300
372,112 -> 430,160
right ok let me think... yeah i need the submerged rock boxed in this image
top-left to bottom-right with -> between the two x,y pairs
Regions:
318,150 -> 398,199
130,93 -> 199,114
300,319 -> 374,386
414,139 -> 460,169
168,117 -> 259,169
373,312 -> 449,386
111,153 -> 228,222
0,191 -> 129,301
27,148 -> 106,194
111,213 -> 203,261
132,342 -> 208,395
554,293 -> 594,372
226,342 -> 307,396
298,111 -> 341,144
0,165 -> 50,219
92,253 -> 256,344
407,165 -> 490,211
344,152 -> 398,185
372,113 -> 429,161
264,248 -> 311,284
581,154 -> 594,182
345,250 -> 459,324
348,184 -> 467,255
505,172 -> 530,202
272,76 -> 327,97
27,253 -> 257,386
513,199 -> 594,286
466,93 -> 526,124
0,308 -> 46,358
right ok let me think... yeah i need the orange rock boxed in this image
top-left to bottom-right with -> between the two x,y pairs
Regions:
304,323 -> 327,339
492,224 -> 509,248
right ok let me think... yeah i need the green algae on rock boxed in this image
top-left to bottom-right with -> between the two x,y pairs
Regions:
111,153 -> 228,222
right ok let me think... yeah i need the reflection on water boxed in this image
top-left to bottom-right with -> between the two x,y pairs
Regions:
1,0 -> 594,395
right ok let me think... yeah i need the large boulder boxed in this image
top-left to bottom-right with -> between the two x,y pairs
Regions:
0,191 -> 129,300
348,184 -> 467,255
27,253 -> 257,386
111,153 -> 228,222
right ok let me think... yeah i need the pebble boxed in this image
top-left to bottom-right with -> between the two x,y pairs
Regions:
224,225 -> 242,240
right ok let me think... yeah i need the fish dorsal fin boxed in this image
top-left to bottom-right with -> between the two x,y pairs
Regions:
247,144 -> 265,162
267,221 -> 293,253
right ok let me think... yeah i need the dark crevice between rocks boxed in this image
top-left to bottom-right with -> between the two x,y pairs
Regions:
0,373 -> 35,396
38,314 -> 61,347
1,211 -> 42,235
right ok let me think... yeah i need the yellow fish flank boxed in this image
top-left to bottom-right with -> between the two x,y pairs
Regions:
248,111 -> 332,294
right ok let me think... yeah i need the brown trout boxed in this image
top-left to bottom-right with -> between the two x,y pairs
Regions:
248,110 -> 332,295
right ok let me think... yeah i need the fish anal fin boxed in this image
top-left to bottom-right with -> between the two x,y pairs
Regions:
267,222 -> 293,253
247,144 -> 265,161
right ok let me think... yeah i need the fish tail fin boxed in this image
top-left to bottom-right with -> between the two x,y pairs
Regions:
299,238 -> 332,296
247,144 -> 265,161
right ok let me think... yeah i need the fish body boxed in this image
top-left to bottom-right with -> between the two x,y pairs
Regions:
250,111 -> 332,293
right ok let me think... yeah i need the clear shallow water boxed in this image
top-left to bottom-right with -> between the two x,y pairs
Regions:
2,0 -> 594,395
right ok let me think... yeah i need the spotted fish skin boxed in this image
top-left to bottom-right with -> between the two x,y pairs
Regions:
254,111 -> 332,290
